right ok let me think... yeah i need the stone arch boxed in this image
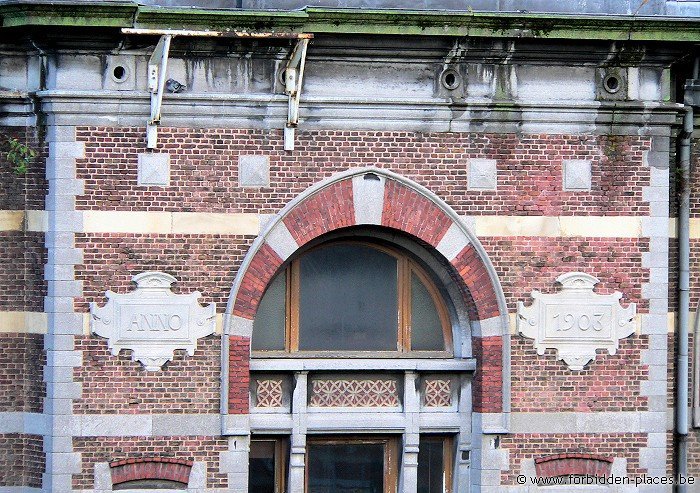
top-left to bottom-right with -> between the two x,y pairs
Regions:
223,167 -> 510,421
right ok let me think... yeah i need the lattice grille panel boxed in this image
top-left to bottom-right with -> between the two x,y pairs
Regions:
309,378 -> 400,407
255,378 -> 284,408
424,378 -> 452,407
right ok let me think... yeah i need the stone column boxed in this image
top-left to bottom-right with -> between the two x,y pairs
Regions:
288,371 -> 308,493
43,125 -> 86,493
400,371 -> 420,493
456,375 -> 473,493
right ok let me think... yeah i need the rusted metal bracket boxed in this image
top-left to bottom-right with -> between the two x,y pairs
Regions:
147,35 -> 172,149
284,38 -> 310,151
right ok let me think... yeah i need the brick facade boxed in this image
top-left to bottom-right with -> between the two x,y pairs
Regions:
511,336 -> 648,412
57,125 -> 660,488
74,128 -> 649,217
500,433 -> 648,484
0,434 -> 44,488
0,126 -> 47,211
72,436 -> 229,489
73,336 -> 221,414
0,232 -> 46,311
74,233 -> 253,313
0,333 -> 45,413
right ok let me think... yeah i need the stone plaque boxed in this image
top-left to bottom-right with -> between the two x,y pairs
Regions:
90,271 -> 216,371
517,272 -> 636,370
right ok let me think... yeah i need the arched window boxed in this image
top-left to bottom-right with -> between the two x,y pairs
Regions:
252,241 -> 452,355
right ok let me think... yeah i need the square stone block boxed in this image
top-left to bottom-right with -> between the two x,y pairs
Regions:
138,153 -> 170,186
563,159 -> 592,191
468,159 -> 497,191
239,155 -> 270,187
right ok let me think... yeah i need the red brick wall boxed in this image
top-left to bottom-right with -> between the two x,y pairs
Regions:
0,232 -> 46,312
73,436 -> 229,489
74,233 -> 253,313
500,433 -> 647,484
0,126 -> 46,211
74,128 -> 650,217
687,138 -> 700,218
64,125 -> 661,487
0,334 -> 44,413
511,336 -> 648,412
228,336 -> 250,414
73,336 -> 221,414
668,239 -> 700,313
472,336 -> 502,413
483,237 -> 649,313
0,434 -> 44,488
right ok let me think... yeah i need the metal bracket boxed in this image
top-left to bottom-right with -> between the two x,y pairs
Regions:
284,38 -> 310,151
121,28 -> 313,150
147,35 -> 172,149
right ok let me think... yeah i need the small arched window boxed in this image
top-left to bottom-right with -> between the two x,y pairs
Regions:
252,242 -> 452,355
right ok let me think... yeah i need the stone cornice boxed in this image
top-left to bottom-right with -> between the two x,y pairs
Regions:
1,2 -> 700,43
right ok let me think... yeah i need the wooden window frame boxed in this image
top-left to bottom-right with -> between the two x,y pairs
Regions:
305,436 -> 399,493
249,437 -> 288,493
254,241 -> 453,357
418,435 -> 455,493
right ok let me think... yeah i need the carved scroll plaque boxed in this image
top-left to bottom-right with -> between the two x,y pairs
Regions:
517,272 -> 636,370
90,271 -> 216,371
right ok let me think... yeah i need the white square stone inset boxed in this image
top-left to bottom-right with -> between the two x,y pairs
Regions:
137,153 -> 170,186
468,159 -> 497,191
563,159 -> 592,191
239,155 -> 270,187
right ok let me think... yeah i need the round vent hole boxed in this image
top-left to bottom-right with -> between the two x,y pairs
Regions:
603,74 -> 620,94
112,65 -> 127,82
440,69 -> 461,90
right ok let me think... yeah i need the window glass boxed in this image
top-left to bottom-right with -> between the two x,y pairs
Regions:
298,244 -> 398,351
410,273 -> 445,351
307,443 -> 384,493
252,272 -> 287,351
249,439 -> 287,493
417,436 -> 452,493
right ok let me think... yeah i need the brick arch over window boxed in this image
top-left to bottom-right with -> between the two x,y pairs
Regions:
224,167 -> 509,419
535,453 -> 614,478
109,457 -> 193,487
